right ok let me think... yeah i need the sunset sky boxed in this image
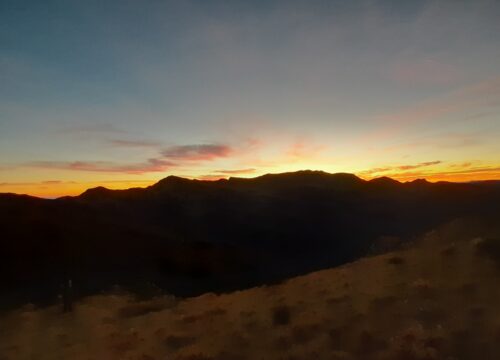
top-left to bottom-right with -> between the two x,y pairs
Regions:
1,0 -> 500,197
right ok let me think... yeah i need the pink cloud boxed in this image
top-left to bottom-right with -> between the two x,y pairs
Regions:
358,76 -> 500,146
161,144 -> 233,161
359,160 -> 442,176
29,158 -> 175,174
108,139 -> 161,148
215,168 -> 256,175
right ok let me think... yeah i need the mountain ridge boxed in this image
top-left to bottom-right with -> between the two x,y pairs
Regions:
1,170 -> 500,307
2,170 -> 500,200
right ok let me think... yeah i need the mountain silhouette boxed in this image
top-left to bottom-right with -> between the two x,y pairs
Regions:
1,171 -> 499,307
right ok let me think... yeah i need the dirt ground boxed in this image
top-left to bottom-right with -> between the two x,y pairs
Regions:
2,219 -> 500,360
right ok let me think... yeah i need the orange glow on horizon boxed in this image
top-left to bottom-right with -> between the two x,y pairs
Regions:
2,166 -> 500,198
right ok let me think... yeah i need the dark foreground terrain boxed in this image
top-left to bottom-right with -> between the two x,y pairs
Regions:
1,218 -> 500,360
1,171 -> 500,308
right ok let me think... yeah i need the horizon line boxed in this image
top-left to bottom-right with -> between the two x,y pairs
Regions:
2,169 -> 499,200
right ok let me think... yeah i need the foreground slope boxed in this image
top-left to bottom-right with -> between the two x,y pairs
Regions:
2,218 -> 500,360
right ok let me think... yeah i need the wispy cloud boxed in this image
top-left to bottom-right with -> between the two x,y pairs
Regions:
387,165 -> 500,182
108,139 -> 161,148
24,142 -> 235,175
0,180 -> 75,187
385,76 -> 500,124
29,159 -> 175,174
58,123 -> 127,135
359,160 -> 442,176
360,76 -> 500,145
161,144 -> 232,161
215,168 -> 256,175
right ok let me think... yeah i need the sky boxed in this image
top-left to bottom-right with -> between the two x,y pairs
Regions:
1,0 -> 500,197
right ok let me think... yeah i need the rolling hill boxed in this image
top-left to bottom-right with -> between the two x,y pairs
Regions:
1,171 -> 499,307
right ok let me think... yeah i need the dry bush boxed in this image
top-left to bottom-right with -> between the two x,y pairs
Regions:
291,323 -> 322,344
136,355 -> 155,360
214,351 -> 247,360
475,237 -> 500,267
174,354 -> 214,360
272,305 -> 291,326
204,307 -> 226,317
468,305 -> 486,321
176,307 -> 225,326
356,329 -> 388,356
411,279 -> 436,299
109,331 -> 140,354
165,334 -> 195,350
382,325 -> 445,360
273,335 -> 292,350
331,350 -> 353,359
328,326 -> 351,350
317,288 -> 330,296
414,306 -> 447,328
243,319 -> 259,332
387,256 -> 405,265
327,294 -> 350,305
117,302 -> 165,318
455,282 -> 477,300
239,310 -> 255,318
370,295 -> 398,310
440,244 -> 456,257
230,331 -> 250,348
178,314 -> 202,324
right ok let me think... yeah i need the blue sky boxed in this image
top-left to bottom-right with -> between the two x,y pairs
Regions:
1,0 -> 500,196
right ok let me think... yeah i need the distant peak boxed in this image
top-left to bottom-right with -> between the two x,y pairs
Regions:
258,170 -> 361,180
152,175 -> 192,189
79,186 -> 111,198
409,178 -> 430,185
369,176 -> 401,185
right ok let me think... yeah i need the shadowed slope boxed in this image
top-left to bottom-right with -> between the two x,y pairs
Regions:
1,171 -> 499,307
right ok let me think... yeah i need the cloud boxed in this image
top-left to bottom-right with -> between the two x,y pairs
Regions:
108,139 -> 161,148
0,165 -> 14,171
0,180 -> 74,187
386,165 -> 500,182
380,132 -> 486,154
29,158 -> 175,174
359,160 -> 442,176
161,144 -> 232,161
450,162 -> 473,169
398,161 -> 442,171
359,76 -> 500,145
23,142 -> 235,175
215,168 -> 256,175
58,123 -> 126,135
41,180 -> 64,185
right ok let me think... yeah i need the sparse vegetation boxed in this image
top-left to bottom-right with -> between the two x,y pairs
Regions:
2,221 -> 500,360
272,305 -> 291,326
475,237 -> 500,266
165,334 -> 195,350
387,255 -> 405,265
117,302 -> 166,319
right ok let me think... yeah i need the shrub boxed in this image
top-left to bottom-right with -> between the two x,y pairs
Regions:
165,334 -> 195,350
272,305 -> 291,326
387,256 -> 405,265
